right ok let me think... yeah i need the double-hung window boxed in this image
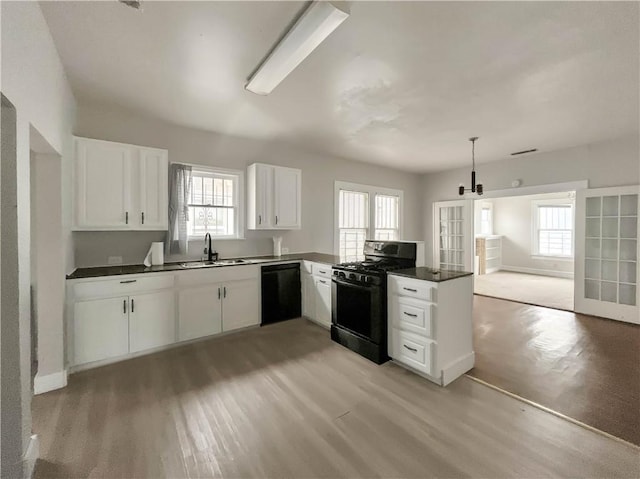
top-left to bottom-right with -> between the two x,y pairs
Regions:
336,182 -> 403,261
187,167 -> 244,239
533,201 -> 574,257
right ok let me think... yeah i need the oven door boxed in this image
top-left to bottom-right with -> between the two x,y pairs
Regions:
331,276 -> 384,344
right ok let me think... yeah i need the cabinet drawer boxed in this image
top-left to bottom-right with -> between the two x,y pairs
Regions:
73,274 -> 174,300
312,263 -> 332,279
391,329 -> 435,376
389,275 -> 436,302
391,297 -> 435,338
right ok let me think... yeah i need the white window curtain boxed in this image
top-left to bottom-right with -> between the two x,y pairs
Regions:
166,164 -> 193,255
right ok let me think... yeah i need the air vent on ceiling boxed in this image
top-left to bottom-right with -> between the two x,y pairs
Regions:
511,148 -> 538,156
119,0 -> 142,10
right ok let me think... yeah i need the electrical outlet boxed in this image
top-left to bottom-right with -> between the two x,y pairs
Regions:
282,247 -> 290,254
107,256 -> 123,265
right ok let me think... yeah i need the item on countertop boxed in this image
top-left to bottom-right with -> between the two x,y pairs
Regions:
144,242 -> 164,267
273,236 -> 283,257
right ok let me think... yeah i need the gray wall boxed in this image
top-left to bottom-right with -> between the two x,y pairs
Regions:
423,134 -> 640,267
73,103 -> 424,267
491,192 -> 575,275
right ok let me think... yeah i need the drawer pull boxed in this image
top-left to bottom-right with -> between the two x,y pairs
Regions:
403,287 -> 417,293
319,270 -> 327,274
318,280 -> 327,284
403,312 -> 418,318
120,279 -> 137,284
403,344 -> 418,353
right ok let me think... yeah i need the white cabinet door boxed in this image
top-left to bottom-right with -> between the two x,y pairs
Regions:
274,167 -> 301,229
137,147 -> 168,230
178,284 -> 223,341
302,272 -> 316,319
247,164 -> 274,229
314,277 -> 332,328
575,186 -> 639,323
75,138 -> 131,229
129,290 -> 176,353
222,279 -> 260,332
73,296 -> 130,365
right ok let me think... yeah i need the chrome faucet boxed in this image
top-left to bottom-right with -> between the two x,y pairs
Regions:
204,233 -> 218,262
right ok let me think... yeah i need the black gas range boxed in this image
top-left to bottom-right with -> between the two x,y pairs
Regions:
331,241 -> 417,364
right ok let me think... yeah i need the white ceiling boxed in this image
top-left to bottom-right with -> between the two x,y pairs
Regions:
41,1 -> 639,173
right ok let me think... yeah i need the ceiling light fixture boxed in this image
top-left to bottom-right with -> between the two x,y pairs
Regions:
458,137 -> 483,196
118,0 -> 143,10
245,1 -> 349,95
511,148 -> 538,156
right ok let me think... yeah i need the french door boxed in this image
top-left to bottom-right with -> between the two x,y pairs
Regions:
575,186 -> 639,323
433,200 -> 474,272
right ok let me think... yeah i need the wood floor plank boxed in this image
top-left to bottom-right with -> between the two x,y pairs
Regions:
33,319 -> 640,478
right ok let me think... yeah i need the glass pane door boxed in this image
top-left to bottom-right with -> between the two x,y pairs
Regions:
433,200 -> 473,272
576,186 -> 639,324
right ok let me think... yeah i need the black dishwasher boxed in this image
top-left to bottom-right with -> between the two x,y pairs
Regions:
261,263 -> 302,325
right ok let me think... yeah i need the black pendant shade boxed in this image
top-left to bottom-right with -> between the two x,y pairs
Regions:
458,137 -> 483,196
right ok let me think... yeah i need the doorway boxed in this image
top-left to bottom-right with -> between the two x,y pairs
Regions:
473,191 -> 575,311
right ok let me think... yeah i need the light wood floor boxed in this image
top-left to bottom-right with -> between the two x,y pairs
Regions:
474,271 -> 574,311
33,319 -> 639,478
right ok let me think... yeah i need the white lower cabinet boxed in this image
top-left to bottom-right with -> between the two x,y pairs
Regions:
74,296 -> 130,365
221,279 -> 260,332
315,277 -> 332,328
129,290 -> 176,353
178,285 -> 222,342
301,262 -> 333,329
387,273 -> 474,386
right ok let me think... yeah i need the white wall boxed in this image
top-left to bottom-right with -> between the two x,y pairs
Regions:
423,134 -> 640,267
73,103 -> 424,267
0,2 -> 76,476
491,192 -> 575,276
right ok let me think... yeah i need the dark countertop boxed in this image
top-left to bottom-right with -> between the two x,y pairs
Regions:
66,252 -> 343,280
390,267 -> 474,283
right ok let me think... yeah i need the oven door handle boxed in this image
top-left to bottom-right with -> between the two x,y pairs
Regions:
331,276 -> 376,291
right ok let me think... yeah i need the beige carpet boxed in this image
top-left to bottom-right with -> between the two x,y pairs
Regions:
474,270 -> 574,311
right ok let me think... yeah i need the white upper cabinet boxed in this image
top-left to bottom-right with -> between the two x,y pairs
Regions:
75,139 -> 132,228
74,137 -> 168,231
136,147 -> 169,230
247,163 -> 301,230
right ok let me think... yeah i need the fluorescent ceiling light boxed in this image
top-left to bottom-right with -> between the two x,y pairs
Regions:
245,1 -> 350,95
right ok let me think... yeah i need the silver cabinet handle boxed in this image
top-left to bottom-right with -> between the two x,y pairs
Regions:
126,211 -> 129,224
403,287 -> 417,293
403,312 -> 418,318
403,344 -> 417,352
223,286 -> 227,298
120,279 -> 137,284
318,280 -> 327,284
319,270 -> 327,274
123,299 -> 127,314
258,215 -> 262,225
275,215 -> 278,225
141,212 -> 145,224
218,287 -> 221,299
131,298 -> 135,313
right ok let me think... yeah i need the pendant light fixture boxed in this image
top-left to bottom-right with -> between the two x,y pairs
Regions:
458,137 -> 483,196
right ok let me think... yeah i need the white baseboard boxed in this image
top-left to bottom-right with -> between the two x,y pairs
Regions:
23,434 -> 39,478
442,352 -> 475,386
499,265 -> 574,279
34,370 -> 67,395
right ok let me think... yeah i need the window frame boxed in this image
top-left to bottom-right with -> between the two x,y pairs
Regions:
183,164 -> 245,241
531,198 -> 575,259
334,181 -> 404,257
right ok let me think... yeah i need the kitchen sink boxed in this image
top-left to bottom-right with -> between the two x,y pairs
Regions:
214,259 -> 247,265
179,261 -> 218,269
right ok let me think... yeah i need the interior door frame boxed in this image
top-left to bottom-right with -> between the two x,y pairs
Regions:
574,185 -> 640,324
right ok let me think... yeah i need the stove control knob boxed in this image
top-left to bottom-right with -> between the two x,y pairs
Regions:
339,272 -> 346,278
333,270 -> 339,276
348,273 -> 356,280
365,276 -> 375,284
